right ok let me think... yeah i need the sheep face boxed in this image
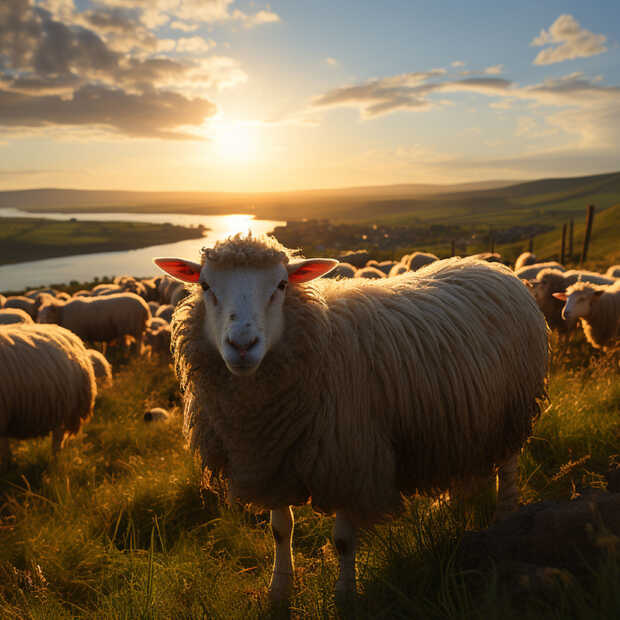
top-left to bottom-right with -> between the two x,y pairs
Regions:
553,289 -> 603,327
154,256 -> 338,377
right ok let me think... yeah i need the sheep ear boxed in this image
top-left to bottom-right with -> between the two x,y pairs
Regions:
287,259 -> 339,283
153,258 -> 201,283
552,292 -> 567,301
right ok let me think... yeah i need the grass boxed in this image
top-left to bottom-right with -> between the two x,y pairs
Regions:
1,331 -> 619,618
0,218 -> 206,266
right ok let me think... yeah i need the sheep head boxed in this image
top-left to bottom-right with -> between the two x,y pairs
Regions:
154,255 -> 337,376
553,286 -> 604,327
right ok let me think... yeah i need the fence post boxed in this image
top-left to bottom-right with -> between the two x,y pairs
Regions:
560,223 -> 566,265
568,219 -> 574,261
580,205 -> 595,265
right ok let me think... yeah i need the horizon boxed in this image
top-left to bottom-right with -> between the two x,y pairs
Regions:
1,1 -> 619,192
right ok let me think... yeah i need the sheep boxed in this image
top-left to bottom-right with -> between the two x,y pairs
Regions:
56,292 -> 71,302
553,280 -> 620,350
515,252 -> 537,271
3,296 -> 37,319
355,266 -> 386,279
144,407 -> 169,422
322,263 -> 356,279
0,308 -> 34,325
148,316 -> 168,330
373,260 -> 397,275
24,288 -> 58,299
170,285 -> 190,307
155,233 -> 549,602
0,324 -> 96,471
388,262 -> 408,277
91,283 -> 122,296
155,304 -> 174,323
606,265 -> 620,279
158,276 -> 183,304
148,301 -> 160,315
338,250 -> 370,268
404,251 -> 438,271
38,293 -> 150,352
73,290 -> 92,297
515,262 -> 565,280
86,349 -> 113,389
471,252 -> 503,264
140,277 -> 160,302
563,269 -> 615,286
145,325 -> 171,357
0,294 -> 5,308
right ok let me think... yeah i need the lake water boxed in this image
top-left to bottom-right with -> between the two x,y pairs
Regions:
0,209 -> 284,292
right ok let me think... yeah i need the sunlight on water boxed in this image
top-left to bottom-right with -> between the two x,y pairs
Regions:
0,210 -> 284,292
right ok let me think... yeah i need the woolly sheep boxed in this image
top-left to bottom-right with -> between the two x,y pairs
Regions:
145,325 -> 171,357
553,280 -> 620,350
563,269 -> 615,286
148,316 -> 168,330
170,285 -> 190,307
606,265 -> 620,279
38,293 -> 150,351
515,261 -> 565,280
0,324 -> 96,470
155,304 -> 174,323
56,292 -> 71,302
86,349 -> 113,389
158,276 -> 183,304
373,260 -> 397,275
148,301 -> 160,315
0,308 -> 34,325
73,290 -> 92,297
388,262 -> 408,277
355,266 -> 386,279
92,283 -> 123,296
144,407 -> 169,422
338,250 -> 370,268
155,233 -> 548,602
471,252 -> 503,263
140,277 -> 160,302
404,251 -> 438,271
0,294 -> 5,308
515,252 -> 537,271
322,263 -> 356,279
4,296 -> 37,319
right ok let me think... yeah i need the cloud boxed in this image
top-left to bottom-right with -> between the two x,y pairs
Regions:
531,14 -> 607,65
484,64 -> 503,75
170,20 -> 199,31
451,60 -> 465,67
325,57 -> 338,66
176,35 -> 214,53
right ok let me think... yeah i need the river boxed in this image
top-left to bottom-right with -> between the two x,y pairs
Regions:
0,209 -> 284,292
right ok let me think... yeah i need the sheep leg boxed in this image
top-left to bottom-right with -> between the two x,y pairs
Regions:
334,512 -> 356,600
51,427 -> 66,459
268,506 -> 294,603
496,452 -> 520,520
0,437 -> 11,473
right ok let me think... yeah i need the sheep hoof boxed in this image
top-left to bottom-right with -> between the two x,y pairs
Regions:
268,573 -> 293,604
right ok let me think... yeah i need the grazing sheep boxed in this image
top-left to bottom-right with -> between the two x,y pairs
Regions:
606,265 -> 620,279
355,266 -> 386,279
144,407 -> 169,422
404,251 -> 438,271
140,277 -> 160,301
0,308 -> 34,325
515,252 -> 537,271
155,304 -> 174,323
388,263 -> 408,277
515,262 -> 565,280
3,296 -> 37,319
156,233 -> 548,602
553,281 -> 620,350
145,325 -> 171,357
0,324 -> 96,471
87,349 -> 113,389
322,263 -> 356,279
338,250 -> 370,269
38,293 -> 150,351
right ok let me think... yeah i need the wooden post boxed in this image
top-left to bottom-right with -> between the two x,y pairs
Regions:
528,236 -> 534,253
451,240 -> 455,257
560,223 -> 566,265
568,219 -> 574,260
580,205 -> 595,265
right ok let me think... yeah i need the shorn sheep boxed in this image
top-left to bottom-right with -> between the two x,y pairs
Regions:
553,280 -> 620,350
38,293 -> 150,351
0,324 -> 96,471
155,233 -> 549,603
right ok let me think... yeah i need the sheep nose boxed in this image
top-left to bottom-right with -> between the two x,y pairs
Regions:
226,336 -> 259,357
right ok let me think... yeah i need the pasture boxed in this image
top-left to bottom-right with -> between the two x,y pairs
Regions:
0,326 -> 619,618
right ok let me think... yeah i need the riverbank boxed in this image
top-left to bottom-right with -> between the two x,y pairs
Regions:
0,217 -> 207,267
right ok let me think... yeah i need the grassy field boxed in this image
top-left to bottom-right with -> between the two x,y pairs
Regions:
1,333 -> 619,618
0,218 -> 206,266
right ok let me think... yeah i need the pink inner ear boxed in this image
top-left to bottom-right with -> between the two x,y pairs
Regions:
155,259 -> 200,283
289,261 -> 335,283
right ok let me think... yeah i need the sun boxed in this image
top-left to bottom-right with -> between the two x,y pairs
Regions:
212,122 -> 259,163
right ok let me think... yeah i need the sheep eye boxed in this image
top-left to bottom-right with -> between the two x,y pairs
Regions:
201,281 -> 209,291
277,280 -> 288,291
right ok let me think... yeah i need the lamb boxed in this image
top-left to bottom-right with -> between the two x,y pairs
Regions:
553,281 -> 620,350
0,308 -> 34,325
606,265 -> 620,279
155,233 -> 549,602
515,261 -> 565,280
0,324 -> 96,471
355,266 -> 386,279
515,252 -> 537,271
86,349 -> 113,389
404,251 -> 438,271
38,293 -> 150,351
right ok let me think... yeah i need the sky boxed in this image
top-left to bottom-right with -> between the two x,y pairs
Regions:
0,0 -> 619,192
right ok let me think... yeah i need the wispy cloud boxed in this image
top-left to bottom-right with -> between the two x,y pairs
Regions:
484,64 -> 503,75
531,14 -> 607,65
325,57 -> 339,66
